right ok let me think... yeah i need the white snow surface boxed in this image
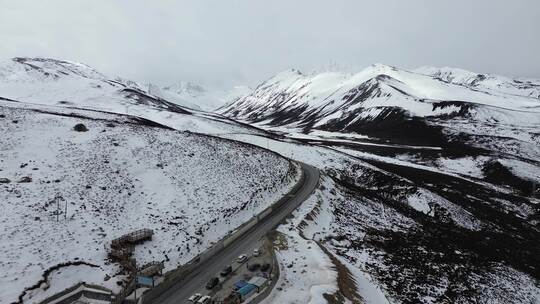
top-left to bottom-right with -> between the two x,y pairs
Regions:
0,100 -> 299,303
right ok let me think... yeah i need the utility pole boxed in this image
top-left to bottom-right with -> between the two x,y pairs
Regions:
56,196 -> 60,222
64,199 -> 68,220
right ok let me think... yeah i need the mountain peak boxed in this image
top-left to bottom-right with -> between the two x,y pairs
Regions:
369,63 -> 399,71
270,68 -> 303,80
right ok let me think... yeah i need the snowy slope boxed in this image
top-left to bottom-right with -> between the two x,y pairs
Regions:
0,99 -> 299,303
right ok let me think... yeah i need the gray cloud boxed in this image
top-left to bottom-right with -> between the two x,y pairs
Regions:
1,0 -> 539,87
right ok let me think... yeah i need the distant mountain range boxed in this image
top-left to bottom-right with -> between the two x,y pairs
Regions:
0,57 -> 250,113
218,64 -> 539,138
151,81 -> 251,111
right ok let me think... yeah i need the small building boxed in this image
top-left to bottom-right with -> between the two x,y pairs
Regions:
39,283 -> 112,304
233,280 -> 248,291
139,261 -> 164,277
248,276 -> 268,292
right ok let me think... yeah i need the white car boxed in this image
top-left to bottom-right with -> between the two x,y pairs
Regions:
188,293 -> 202,302
253,248 -> 261,257
197,295 -> 212,304
237,254 -> 248,263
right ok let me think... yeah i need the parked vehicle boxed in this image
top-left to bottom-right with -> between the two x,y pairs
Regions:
197,295 -> 212,304
253,248 -> 261,257
188,293 -> 202,302
205,277 -> 220,290
260,263 -> 271,272
237,254 -> 248,263
220,265 -> 233,277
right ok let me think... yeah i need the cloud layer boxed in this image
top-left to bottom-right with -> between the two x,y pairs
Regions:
1,0 -> 539,87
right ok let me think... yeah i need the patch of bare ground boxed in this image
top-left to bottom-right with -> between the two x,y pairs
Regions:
297,202 -> 321,233
268,230 -> 289,251
319,243 -> 364,304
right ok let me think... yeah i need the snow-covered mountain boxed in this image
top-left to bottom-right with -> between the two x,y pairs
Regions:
0,57 -> 191,113
0,57 -> 262,135
159,81 -> 251,111
219,64 -> 540,159
218,64 -> 540,303
415,66 -> 540,99
219,64 -> 539,135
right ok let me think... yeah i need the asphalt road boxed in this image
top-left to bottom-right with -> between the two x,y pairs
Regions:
145,162 -> 320,304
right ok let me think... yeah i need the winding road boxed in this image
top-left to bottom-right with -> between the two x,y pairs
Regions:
144,162 -> 320,304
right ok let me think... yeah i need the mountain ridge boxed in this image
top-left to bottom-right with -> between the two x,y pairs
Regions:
218,64 -> 540,140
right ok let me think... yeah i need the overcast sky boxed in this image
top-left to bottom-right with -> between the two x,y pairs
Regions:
1,0 -> 539,88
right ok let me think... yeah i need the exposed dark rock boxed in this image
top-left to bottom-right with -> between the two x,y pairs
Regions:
73,123 -> 88,132
482,160 -> 536,195
17,176 -> 32,183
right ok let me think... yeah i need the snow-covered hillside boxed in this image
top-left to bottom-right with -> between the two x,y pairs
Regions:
159,81 -> 251,111
0,99 -> 299,303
